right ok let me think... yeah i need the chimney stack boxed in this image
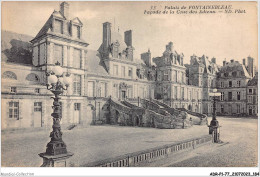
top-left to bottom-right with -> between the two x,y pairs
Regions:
247,56 -> 255,77
141,49 -> 152,67
124,30 -> 132,47
103,22 -> 111,49
243,58 -> 246,66
230,59 -> 234,63
60,2 -> 70,19
223,61 -> 226,66
211,57 -> 216,64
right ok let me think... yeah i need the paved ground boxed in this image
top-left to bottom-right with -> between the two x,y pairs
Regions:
145,117 -> 258,167
1,123 -> 208,167
1,117 -> 257,167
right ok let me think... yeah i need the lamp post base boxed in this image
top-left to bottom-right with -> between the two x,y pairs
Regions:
39,152 -> 74,167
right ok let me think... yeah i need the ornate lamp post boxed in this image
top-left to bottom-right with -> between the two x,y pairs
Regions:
208,88 -> 221,143
39,62 -> 73,167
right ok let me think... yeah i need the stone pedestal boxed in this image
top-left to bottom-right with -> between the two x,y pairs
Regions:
39,152 -> 74,167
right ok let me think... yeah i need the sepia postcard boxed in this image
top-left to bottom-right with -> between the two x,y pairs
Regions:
1,0 -> 259,176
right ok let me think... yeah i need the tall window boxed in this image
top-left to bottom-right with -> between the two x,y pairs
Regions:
113,65 -> 118,76
128,67 -> 133,78
73,75 -> 81,95
221,92 -> 224,101
237,81 -> 241,87
72,25 -> 80,38
237,104 -> 240,113
9,102 -> 19,119
177,71 -> 181,83
87,81 -> 94,97
54,44 -> 63,65
172,70 -> 177,82
174,86 -> 177,99
228,92 -> 232,101
181,87 -> 184,100
54,19 -> 63,34
34,102 -> 42,112
100,82 -> 107,97
182,72 -> 185,83
73,48 -> 81,68
179,72 -> 183,83
229,81 -> 232,87
249,89 -> 252,94
121,66 -> 125,77
163,70 -> 169,81
220,82 -> 224,88
237,92 -> 240,100
74,103 -> 81,111
248,96 -> 252,103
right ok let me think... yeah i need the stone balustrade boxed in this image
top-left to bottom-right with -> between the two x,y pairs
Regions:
83,135 -> 212,167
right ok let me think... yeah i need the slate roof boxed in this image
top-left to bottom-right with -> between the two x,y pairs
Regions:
31,10 -> 87,45
98,31 -> 128,55
1,30 -> 33,65
111,31 -> 127,50
85,50 -> 109,76
219,61 -> 251,78
33,15 -> 53,40
247,73 -> 258,86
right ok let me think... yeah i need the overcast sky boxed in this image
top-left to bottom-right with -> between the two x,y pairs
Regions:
2,1 -> 258,66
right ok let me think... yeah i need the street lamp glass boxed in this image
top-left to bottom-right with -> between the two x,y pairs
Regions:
63,76 -> 72,86
48,75 -> 58,84
58,77 -> 64,84
53,65 -> 63,76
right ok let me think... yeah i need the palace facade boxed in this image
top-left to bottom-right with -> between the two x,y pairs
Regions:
1,2 -> 257,130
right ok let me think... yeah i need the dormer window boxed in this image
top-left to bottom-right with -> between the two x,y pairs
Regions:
72,25 -> 80,39
54,19 -> 63,34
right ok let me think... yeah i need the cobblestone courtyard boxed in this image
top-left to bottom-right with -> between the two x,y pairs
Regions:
1,117 -> 258,167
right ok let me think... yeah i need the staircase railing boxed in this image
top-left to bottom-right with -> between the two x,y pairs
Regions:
110,99 -> 133,114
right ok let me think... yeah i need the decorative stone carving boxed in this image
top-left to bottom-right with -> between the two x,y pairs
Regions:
119,82 -> 128,90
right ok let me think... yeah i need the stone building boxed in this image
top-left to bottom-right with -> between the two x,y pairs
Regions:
186,55 -> 219,115
1,2 -> 258,130
247,73 -> 258,116
153,42 -> 203,113
216,59 -> 252,116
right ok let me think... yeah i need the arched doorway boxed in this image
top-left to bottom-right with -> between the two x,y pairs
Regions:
115,110 -> 120,124
86,104 -> 95,125
136,116 -> 139,126
150,116 -> 155,128
188,105 -> 192,111
136,115 -> 142,127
